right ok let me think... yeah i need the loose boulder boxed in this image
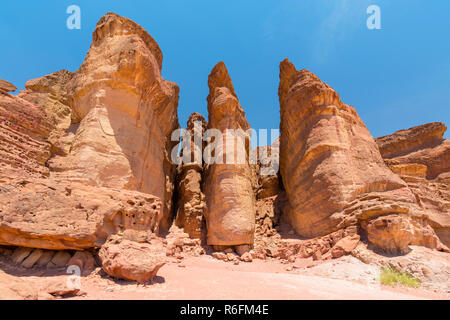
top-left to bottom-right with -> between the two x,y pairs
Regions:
99,236 -> 166,283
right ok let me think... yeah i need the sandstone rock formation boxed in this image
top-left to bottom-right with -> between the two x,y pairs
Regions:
18,70 -> 74,156
49,13 -> 179,231
174,113 -> 207,239
252,138 -> 281,200
0,79 -> 17,94
203,62 -> 256,246
0,13 -> 181,285
364,214 -> 444,254
0,92 -> 51,183
99,236 -> 166,283
0,179 -> 162,250
375,123 -> 450,248
278,59 -> 446,254
0,11 -> 449,293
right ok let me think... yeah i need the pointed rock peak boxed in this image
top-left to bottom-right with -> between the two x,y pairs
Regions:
279,58 -> 319,82
92,12 -> 163,71
278,58 -> 338,109
0,79 -> 17,93
208,62 -> 237,98
279,58 -> 296,80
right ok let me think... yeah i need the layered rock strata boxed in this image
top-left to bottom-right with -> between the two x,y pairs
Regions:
0,92 -> 51,183
18,70 -> 74,156
278,59 -> 446,254
376,123 -> 450,247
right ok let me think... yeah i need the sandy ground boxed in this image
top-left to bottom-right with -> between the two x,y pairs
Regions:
69,255 -> 448,300
1,254 -> 448,300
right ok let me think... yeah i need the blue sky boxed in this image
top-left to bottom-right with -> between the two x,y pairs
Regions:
1,0 -> 449,141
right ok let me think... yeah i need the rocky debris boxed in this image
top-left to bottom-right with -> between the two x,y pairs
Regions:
18,70 -> 74,156
165,225 -> 205,257
0,79 -> 17,93
254,194 -> 286,238
270,226 -> 360,262
240,252 -> 253,262
0,93 -> 52,183
99,236 -> 166,283
330,235 -> 361,259
44,277 -> 85,298
212,252 -> 228,261
50,13 -> 179,231
375,123 -> 450,248
252,138 -> 281,200
211,251 -> 242,263
174,113 -> 207,239
0,180 -> 162,250
203,62 -> 256,246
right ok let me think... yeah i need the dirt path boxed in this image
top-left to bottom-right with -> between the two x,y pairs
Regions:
71,256 -> 448,300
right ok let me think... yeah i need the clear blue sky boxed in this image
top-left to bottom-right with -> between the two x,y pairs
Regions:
1,0 -> 449,141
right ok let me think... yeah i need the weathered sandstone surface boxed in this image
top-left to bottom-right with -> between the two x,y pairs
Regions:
203,62 -> 256,246
0,92 -> 51,183
0,12 -> 449,288
174,113 -> 207,239
0,13 -> 180,282
49,13 -> 179,231
376,123 -> 450,248
252,138 -> 281,200
0,179 -> 162,250
0,79 -> 17,94
18,70 -> 74,156
99,236 -> 166,283
278,59 -> 446,254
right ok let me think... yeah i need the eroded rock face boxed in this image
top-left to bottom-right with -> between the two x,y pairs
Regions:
203,62 -> 256,246
363,214 -> 447,254
0,92 -> 52,183
376,123 -> 450,247
99,236 -> 166,283
49,13 -> 179,231
0,179 -> 162,250
252,138 -> 281,200
174,113 -> 207,239
18,70 -> 74,156
277,59 -> 433,249
0,79 -> 17,93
